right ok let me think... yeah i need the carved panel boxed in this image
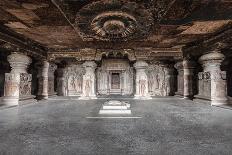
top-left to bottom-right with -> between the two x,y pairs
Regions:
4,73 -> 20,97
19,73 -> 32,96
147,64 -> 174,96
63,65 -> 84,96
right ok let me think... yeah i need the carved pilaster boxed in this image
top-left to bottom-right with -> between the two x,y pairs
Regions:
79,61 -> 97,100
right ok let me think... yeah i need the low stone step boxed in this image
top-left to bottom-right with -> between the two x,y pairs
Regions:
99,109 -> 131,114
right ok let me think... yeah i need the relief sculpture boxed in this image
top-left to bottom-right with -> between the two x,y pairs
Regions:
19,73 -> 32,96
63,65 -> 84,96
147,64 -> 167,96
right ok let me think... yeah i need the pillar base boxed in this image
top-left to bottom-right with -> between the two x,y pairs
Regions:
19,95 -> 37,105
37,95 -> 49,100
134,95 -> 152,100
211,98 -> 228,106
194,95 -> 228,105
79,95 -> 97,100
2,96 -> 19,106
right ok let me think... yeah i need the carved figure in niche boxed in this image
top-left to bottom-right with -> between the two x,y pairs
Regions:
159,68 -> 165,89
156,73 -> 160,89
139,79 -> 146,96
84,79 -> 91,97
83,74 -> 93,97
70,76 -> 76,90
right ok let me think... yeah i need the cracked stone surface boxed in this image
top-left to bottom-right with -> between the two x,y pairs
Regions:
0,97 -> 232,155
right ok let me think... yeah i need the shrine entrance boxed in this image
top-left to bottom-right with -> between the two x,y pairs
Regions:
97,58 -> 134,96
110,72 -> 121,94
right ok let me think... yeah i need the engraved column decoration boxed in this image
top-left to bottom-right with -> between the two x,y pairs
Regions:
198,51 -> 228,105
134,61 -> 151,99
3,53 -> 32,106
79,61 -> 97,100
183,59 -> 196,99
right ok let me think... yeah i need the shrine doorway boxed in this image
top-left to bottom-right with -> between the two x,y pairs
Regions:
97,58 -> 134,96
110,72 -> 121,94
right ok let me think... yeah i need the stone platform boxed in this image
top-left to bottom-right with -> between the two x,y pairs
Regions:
99,100 -> 131,114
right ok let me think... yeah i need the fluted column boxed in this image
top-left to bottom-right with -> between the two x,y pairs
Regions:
79,61 -> 97,100
3,53 -> 32,106
174,61 -> 184,97
134,61 -> 151,100
183,59 -> 196,99
37,61 -> 49,99
197,51 -> 228,105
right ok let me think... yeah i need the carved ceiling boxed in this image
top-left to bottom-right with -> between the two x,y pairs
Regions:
75,1 -> 154,41
0,0 -> 231,60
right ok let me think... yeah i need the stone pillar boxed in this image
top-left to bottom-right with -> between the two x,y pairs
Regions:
37,61 -> 49,99
57,68 -> 65,96
3,53 -> 32,106
134,61 -> 151,100
183,59 -> 196,99
174,61 -> 184,97
164,64 -> 175,96
79,61 -> 97,100
196,51 -> 228,105
48,63 -> 57,96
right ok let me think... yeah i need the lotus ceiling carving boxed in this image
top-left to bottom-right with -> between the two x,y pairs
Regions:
75,0 -> 154,41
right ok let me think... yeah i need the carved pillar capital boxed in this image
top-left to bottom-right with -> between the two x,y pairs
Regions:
49,63 -> 57,73
199,51 -> 225,72
133,60 -> 148,69
183,59 -> 196,70
8,53 -> 31,74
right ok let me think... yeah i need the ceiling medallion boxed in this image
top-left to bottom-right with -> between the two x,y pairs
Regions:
75,0 -> 154,41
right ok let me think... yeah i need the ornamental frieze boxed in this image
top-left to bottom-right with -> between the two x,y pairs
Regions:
48,48 -> 181,61
198,71 -> 226,80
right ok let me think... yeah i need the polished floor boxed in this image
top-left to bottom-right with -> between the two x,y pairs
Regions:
0,97 -> 232,155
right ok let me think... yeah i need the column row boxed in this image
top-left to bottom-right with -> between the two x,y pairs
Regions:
175,50 -> 228,105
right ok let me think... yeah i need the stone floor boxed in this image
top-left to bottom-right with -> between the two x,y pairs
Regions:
0,97 -> 232,155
